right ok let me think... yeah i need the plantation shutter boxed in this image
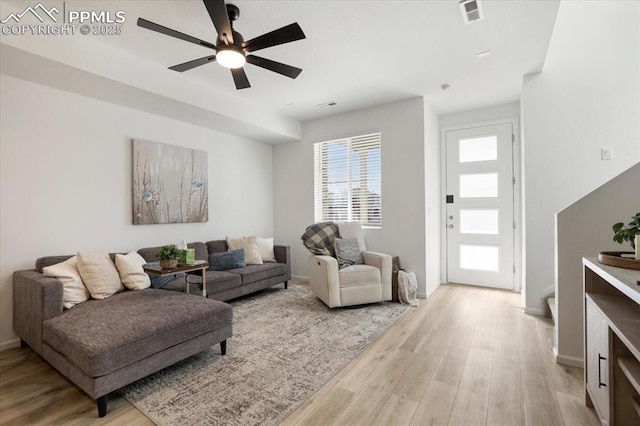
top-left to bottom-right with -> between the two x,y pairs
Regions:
314,133 -> 382,228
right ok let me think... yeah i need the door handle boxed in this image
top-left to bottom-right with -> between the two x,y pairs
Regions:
598,354 -> 607,388
448,225 -> 454,229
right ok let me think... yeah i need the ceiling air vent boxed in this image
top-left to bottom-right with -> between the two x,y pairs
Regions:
316,101 -> 337,109
459,0 -> 484,24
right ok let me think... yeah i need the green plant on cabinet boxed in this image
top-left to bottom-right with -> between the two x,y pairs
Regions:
612,212 -> 640,249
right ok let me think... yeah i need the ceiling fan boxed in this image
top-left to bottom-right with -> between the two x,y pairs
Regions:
137,0 -> 306,90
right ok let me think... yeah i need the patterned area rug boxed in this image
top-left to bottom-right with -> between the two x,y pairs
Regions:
120,284 -> 407,425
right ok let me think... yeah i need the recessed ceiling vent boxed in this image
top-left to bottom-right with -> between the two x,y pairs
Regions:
317,101 -> 337,109
459,0 -> 484,24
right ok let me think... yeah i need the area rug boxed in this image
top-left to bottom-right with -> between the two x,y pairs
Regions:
120,284 -> 407,426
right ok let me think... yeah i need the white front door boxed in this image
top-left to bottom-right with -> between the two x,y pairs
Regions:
445,123 -> 514,290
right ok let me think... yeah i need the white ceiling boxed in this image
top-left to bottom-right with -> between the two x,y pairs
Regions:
0,0 -> 560,139
94,0 -> 560,121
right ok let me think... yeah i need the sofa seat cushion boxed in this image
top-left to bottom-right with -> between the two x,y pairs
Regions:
42,289 -> 232,377
226,263 -> 286,285
163,270 -> 242,293
339,265 -> 381,288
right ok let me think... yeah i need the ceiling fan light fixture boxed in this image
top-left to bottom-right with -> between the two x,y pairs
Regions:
138,0 -> 306,89
216,46 -> 246,69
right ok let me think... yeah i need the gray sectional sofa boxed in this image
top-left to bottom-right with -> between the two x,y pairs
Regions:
12,240 -> 290,418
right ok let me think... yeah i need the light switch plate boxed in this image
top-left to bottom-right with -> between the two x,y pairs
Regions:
601,147 -> 613,160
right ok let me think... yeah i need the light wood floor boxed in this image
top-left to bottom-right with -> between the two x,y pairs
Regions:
0,283 -> 598,425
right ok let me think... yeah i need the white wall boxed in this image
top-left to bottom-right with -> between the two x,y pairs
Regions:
273,98 -> 435,297
521,1 -> 639,314
424,100 -> 442,297
0,75 -> 274,349
439,102 -> 520,129
556,163 -> 640,367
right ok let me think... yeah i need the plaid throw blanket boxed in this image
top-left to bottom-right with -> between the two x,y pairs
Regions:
301,222 -> 340,257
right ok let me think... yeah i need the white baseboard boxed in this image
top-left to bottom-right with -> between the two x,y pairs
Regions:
0,339 -> 20,352
291,275 -> 309,281
417,292 -> 427,299
554,350 -> 584,368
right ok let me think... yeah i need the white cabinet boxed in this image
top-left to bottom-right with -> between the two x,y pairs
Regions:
586,296 -> 610,424
583,258 -> 640,426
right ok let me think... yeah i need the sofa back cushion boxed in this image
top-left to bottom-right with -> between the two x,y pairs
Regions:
37,256 -> 74,273
36,254 -> 118,273
206,240 -> 228,254
189,242 -> 208,261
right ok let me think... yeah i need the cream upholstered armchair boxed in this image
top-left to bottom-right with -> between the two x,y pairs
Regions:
304,222 -> 392,308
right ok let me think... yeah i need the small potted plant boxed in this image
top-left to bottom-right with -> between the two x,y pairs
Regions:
156,244 -> 180,269
613,212 -> 640,260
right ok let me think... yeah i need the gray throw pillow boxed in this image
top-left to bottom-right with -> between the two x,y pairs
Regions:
334,238 -> 364,269
209,249 -> 245,271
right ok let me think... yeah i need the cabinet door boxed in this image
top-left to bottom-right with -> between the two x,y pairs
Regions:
586,298 -> 610,424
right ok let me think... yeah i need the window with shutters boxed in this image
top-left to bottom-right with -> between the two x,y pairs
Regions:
313,133 -> 382,228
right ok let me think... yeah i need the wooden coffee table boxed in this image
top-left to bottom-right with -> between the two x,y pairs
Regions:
143,260 -> 209,297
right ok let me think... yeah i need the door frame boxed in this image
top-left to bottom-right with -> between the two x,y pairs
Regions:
440,117 -> 522,293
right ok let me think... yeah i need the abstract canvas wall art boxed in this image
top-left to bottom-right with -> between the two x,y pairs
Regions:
132,139 -> 208,224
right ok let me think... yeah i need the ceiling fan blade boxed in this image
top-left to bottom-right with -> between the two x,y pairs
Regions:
231,68 -> 251,89
169,55 -> 217,72
203,0 -> 234,44
246,55 -> 302,79
137,18 -> 216,50
243,23 -> 305,53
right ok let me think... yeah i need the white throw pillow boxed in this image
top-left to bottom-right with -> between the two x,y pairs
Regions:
256,237 -> 276,262
226,236 -> 263,265
43,256 -> 89,309
115,251 -> 151,290
77,251 -> 124,299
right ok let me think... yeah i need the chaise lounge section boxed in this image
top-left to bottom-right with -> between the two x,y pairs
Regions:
13,255 -> 233,418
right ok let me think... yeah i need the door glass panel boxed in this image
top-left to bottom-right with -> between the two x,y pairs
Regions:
459,173 -> 498,198
459,245 -> 499,272
460,209 -> 499,234
459,136 -> 497,163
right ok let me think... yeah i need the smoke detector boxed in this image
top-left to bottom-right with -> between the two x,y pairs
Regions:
459,0 -> 484,24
